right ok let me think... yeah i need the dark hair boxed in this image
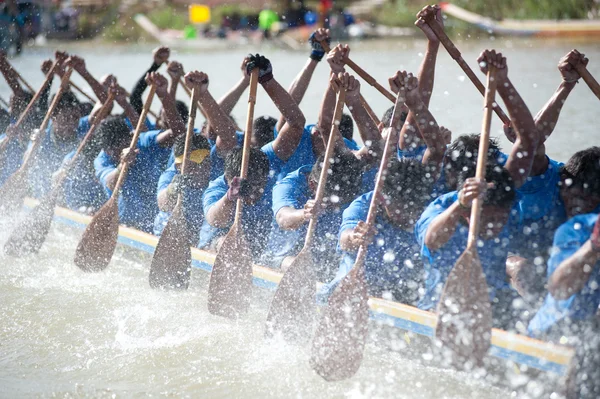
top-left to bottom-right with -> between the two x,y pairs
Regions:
173,133 -> 210,158
309,151 -> 363,204
175,100 -> 189,125
224,147 -> 270,183
382,158 -> 435,208
79,102 -> 94,117
443,134 -> 503,190
457,164 -> 516,208
381,106 -> 395,127
252,115 -> 276,147
94,115 -> 131,151
52,90 -> 81,116
562,146 -> 600,197
339,113 -> 354,141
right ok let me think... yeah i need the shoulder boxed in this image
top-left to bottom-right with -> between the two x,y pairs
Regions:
138,130 -> 163,147
554,213 -> 597,247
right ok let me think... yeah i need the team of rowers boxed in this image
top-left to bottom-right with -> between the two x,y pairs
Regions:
1,5 -> 599,357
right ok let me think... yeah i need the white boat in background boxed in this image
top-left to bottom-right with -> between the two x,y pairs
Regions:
440,2 -> 600,36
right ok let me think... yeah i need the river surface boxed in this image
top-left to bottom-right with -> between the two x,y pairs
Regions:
0,36 -> 597,398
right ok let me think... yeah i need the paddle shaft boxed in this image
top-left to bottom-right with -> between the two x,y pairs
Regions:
422,18 -> 511,126
12,62 -> 60,132
304,87 -> 346,248
179,77 -> 207,119
180,87 -> 200,177
354,98 -> 405,266
319,41 -> 395,106
233,69 -> 259,226
576,64 -> 600,101
20,67 -> 74,170
15,68 -> 35,93
112,85 -> 157,196
467,66 -> 498,250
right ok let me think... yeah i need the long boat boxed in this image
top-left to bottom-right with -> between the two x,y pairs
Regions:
439,2 -> 600,37
25,196 -> 575,391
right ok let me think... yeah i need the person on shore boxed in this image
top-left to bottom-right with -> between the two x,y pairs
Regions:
199,54 -> 306,259
94,73 -> 185,233
415,50 -> 539,328
320,70 -> 446,304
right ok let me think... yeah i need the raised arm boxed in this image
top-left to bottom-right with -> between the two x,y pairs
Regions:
390,70 -> 445,170
70,55 -> 108,103
111,82 -> 145,132
167,61 -> 185,99
217,57 -> 250,116
275,28 -> 329,132
343,74 -> 381,150
250,55 -> 306,161
0,51 -> 26,96
316,45 -> 347,137
478,50 -> 538,189
398,5 -> 443,151
130,46 -> 169,114
148,72 -> 186,147
187,71 -> 238,154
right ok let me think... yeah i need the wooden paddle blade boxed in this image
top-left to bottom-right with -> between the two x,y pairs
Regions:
435,250 -> 493,370
265,248 -> 316,343
310,266 -> 370,381
207,224 -> 253,319
73,198 -> 119,272
149,204 -> 192,290
3,191 -> 57,257
0,168 -> 29,216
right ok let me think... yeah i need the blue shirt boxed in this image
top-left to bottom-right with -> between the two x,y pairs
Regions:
153,163 -> 205,243
94,130 -> 171,233
528,213 -> 600,336
275,124 -> 360,182
397,144 -> 427,161
61,150 -> 107,213
415,191 -> 518,310
259,165 -> 347,273
319,191 -> 424,303
198,141 -> 285,258
512,158 -> 566,261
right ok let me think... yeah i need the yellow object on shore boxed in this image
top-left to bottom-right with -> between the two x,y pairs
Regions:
189,5 -> 211,24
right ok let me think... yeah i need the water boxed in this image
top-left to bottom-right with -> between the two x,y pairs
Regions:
0,219 -> 510,398
0,36 -> 594,398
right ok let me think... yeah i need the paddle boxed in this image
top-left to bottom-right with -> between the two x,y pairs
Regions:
207,68 -> 258,319
148,88 -> 200,290
0,66 -> 72,216
310,92 -> 406,381
179,77 -> 208,119
73,84 -> 157,272
434,66 -> 497,370
575,63 -> 600,101
265,85 -> 347,342
4,93 -> 115,257
420,14 -> 511,125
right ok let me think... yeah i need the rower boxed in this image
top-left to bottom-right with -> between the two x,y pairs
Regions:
260,71 -> 384,278
58,82 -> 140,214
199,54 -> 306,259
0,54 -> 53,185
415,50 -> 540,329
321,70 -> 446,304
154,133 -> 211,241
271,30 -> 362,182
528,212 -> 600,339
94,73 -> 185,233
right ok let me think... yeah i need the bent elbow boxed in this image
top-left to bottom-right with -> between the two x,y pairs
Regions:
548,274 -> 576,300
